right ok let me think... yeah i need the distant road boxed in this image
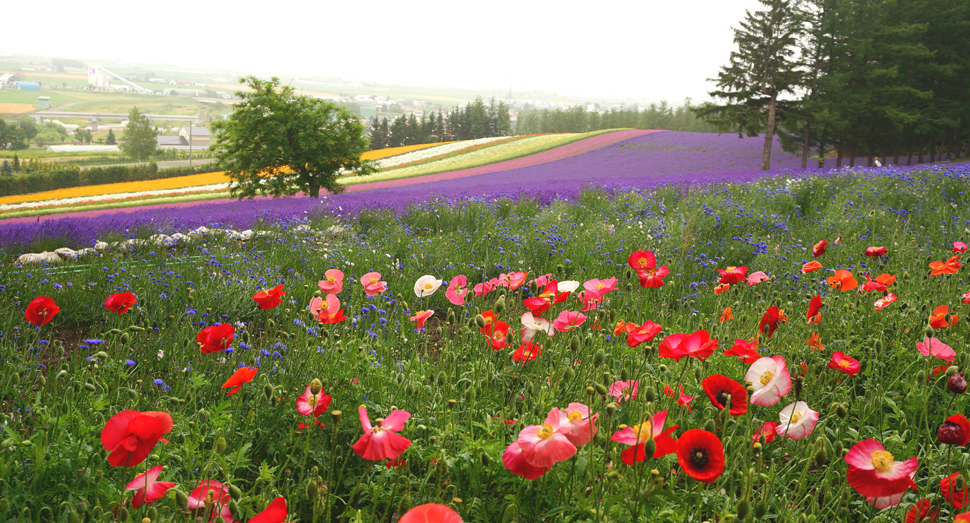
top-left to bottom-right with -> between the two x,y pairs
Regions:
79,158 -> 218,171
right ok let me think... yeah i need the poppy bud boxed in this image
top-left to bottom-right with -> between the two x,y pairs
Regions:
833,441 -> 843,457
495,295 -> 506,314
703,419 -> 717,432
958,475 -> 966,491
126,389 -> 139,402
814,445 -> 828,466
146,507 -> 157,521
120,333 -> 131,345
557,264 -> 564,275
174,491 -> 189,510
947,366 -> 960,377
262,383 -> 274,402
21,508 -> 30,521
215,518 -> 226,523
594,383 -> 609,396
214,436 -> 227,455
916,370 -> 926,382
447,309 -> 455,325
68,513 -> 81,523
736,499 -> 750,521
754,501 -> 768,519
626,268 -> 633,280
949,372 -> 968,394
436,371 -> 447,387
306,480 -> 319,500
606,403 -> 618,417
593,349 -> 606,366
642,438 -> 656,458
694,368 -> 703,382
397,493 -> 411,515
331,410 -> 342,424
620,368 -> 630,381
94,469 -> 103,484
644,386 -> 656,402
228,500 -> 240,518
84,383 -> 97,392
267,319 -> 276,329
569,335 -> 581,352
117,507 -> 128,522
310,378 -> 323,394
447,399 -> 457,410
658,364 -> 669,374
464,386 -> 477,403
835,404 -> 848,419
0,499 -> 7,514
436,455 -> 449,476
474,314 -> 486,329
11,373 -> 19,386
563,367 -> 575,381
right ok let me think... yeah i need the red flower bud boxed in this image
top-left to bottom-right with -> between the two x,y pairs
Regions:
939,414 -> 970,446
949,372 -> 968,394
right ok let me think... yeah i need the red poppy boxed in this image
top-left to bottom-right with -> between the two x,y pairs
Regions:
626,320 -> 662,348
658,330 -> 718,362
480,311 -> 498,336
957,513 -> 970,522
628,250 -> 657,271
385,456 -> 407,470
845,438 -> 919,498
828,352 -> 861,377
701,374 -> 748,416
197,324 -> 235,353
760,306 -> 783,338
25,296 -> 59,326
812,240 -> 827,257
865,246 -> 887,257
938,414 -> 970,446
827,270 -> 858,291
752,422 -> 777,444
105,293 -> 138,314
929,305 -> 959,329
489,320 -> 510,350
664,383 -> 694,412
513,343 -> 542,362
906,499 -> 939,523
125,465 -> 175,509
221,366 -> 258,396
675,429 -> 725,483
352,406 -> 411,461
720,307 -> 734,322
717,266 -> 747,285
253,284 -> 286,310
861,273 -> 896,292
523,282 -> 567,315
399,503 -> 463,523
724,339 -> 760,364
942,472 -> 969,509
637,265 -> 670,288
802,261 -> 823,273
806,295 -> 823,320
101,410 -> 173,467
930,255 -> 962,276
250,497 -> 287,523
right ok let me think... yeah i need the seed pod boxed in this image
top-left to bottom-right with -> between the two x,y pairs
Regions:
593,383 -> 609,396
585,386 -> 596,396
447,399 -> 457,410
331,410 -> 342,424
605,403 -> 618,417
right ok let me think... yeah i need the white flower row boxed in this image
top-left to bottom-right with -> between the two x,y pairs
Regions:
0,183 -> 231,212
373,136 -> 510,170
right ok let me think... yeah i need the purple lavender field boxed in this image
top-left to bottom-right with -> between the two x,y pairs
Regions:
0,131 -> 945,250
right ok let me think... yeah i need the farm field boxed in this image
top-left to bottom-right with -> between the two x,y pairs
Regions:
1,129 -> 969,522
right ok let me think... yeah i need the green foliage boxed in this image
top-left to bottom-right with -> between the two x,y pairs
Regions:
120,107 -> 159,161
212,76 -> 374,198
16,117 -> 38,144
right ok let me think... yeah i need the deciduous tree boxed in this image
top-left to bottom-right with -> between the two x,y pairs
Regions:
121,108 -> 158,161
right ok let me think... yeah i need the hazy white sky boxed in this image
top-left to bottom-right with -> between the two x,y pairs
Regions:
4,0 -> 766,103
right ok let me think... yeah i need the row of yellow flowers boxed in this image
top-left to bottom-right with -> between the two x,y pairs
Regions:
359,141 -> 452,161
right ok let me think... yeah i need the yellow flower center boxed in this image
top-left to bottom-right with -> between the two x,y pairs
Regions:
320,301 -> 329,310
760,371 -> 774,386
790,412 -> 803,424
871,450 -> 894,472
369,277 -> 379,284
727,266 -> 738,271
568,410 -> 583,423
595,283 -> 606,289
307,396 -> 317,406
631,421 -> 653,442
327,276 -> 336,282
622,386 -> 631,396
838,360 -> 851,368
536,423 -> 554,440
424,283 -> 433,290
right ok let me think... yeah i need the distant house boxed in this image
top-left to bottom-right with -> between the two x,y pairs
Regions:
179,126 -> 211,148
157,135 -> 188,149
149,78 -> 166,83
13,81 -> 40,91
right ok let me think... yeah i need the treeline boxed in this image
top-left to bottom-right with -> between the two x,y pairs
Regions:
368,96 -> 511,150
515,99 -> 718,134
696,0 -> 970,169
0,163 -> 216,198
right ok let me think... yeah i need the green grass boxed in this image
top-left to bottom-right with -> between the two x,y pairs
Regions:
0,89 -> 84,105
0,167 -> 967,522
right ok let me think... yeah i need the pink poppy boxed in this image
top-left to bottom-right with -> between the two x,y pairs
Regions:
610,410 -> 678,465
609,380 -> 639,404
845,438 -> 919,498
916,337 -> 956,362
504,271 -> 529,290
502,442 -> 547,479
874,293 -> 897,311
828,352 -> 861,377
410,310 -> 434,330
747,271 -> 771,286
310,295 -> 344,324
865,246 -> 888,257
187,480 -> 234,523
549,403 -> 599,446
658,330 -> 718,362
531,273 -> 553,287
866,474 -> 917,508
318,269 -> 344,295
745,356 -> 792,406
552,310 -> 587,333
964,291 -> 970,304
516,412 -> 578,468
361,272 -> 388,296
445,275 -> 468,305
578,291 -> 602,311
352,406 -> 411,461
954,241 -> 969,253
296,385 -> 332,417
583,277 -> 618,299
126,465 -> 175,509
776,401 -> 819,440
474,280 -> 496,297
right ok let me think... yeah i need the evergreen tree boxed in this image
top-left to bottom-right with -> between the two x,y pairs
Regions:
693,0 -> 804,170
0,160 -> 11,177
106,129 -> 117,145
388,115 -> 407,148
368,118 -> 388,150
12,154 -> 19,171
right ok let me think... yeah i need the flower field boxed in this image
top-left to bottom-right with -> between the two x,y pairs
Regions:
1,142 -> 970,522
359,142 -> 454,163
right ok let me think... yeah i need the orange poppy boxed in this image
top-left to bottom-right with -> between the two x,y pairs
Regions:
714,283 -> 730,294
930,255 -> 962,276
801,261 -> 823,273
719,307 -> 734,322
929,305 -> 959,329
807,332 -> 825,351
826,270 -> 858,291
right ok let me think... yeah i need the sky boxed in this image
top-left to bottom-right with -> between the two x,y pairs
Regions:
4,0 -> 767,104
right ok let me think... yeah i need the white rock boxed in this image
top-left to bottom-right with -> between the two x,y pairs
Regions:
54,247 -> 77,259
17,253 -> 46,265
150,234 -> 171,246
188,226 -> 209,238
170,233 -> 191,243
76,248 -> 97,257
94,241 -> 109,250
239,230 -> 254,240
294,224 -> 311,232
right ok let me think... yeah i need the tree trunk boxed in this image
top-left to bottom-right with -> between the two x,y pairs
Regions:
955,127 -> 963,159
849,144 -> 855,167
817,138 -> 826,169
918,138 -> 924,164
761,91 -> 779,171
942,134 -> 949,160
837,139 -> 844,167
801,117 -> 812,169
930,137 -> 936,162
908,134 -> 915,165
894,133 -> 902,165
